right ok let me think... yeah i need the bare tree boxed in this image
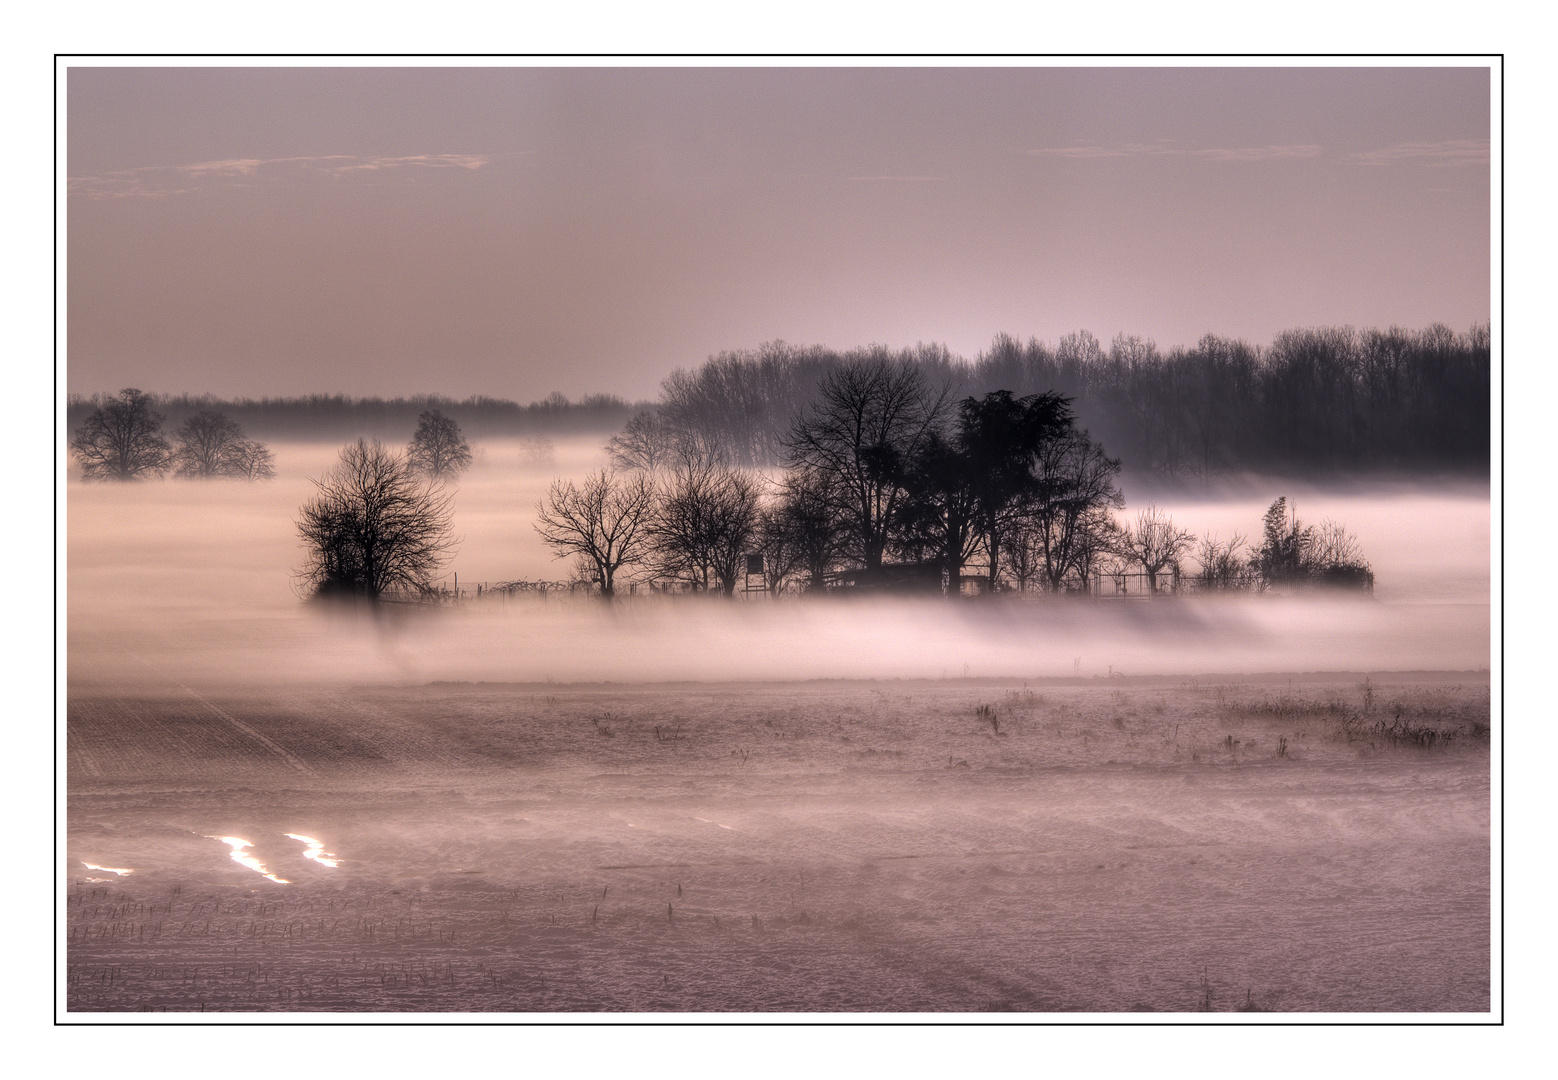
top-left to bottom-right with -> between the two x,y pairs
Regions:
229,439 -> 277,479
644,461 -> 761,596
1304,520 -> 1374,591
1194,533 -> 1253,592
534,470 -> 656,598
759,468 -> 848,594
608,410 -> 668,471
755,506 -> 802,596
653,341 -> 850,466
783,352 -> 951,576
296,439 -> 457,600
644,461 -> 720,591
1002,522 -> 1044,593
70,388 -> 172,481
1071,506 -> 1127,589
1023,428 -> 1125,592
407,409 -> 473,479
1121,506 -> 1196,595
516,436 -> 555,468
704,470 -> 763,595
172,411 -> 275,479
608,408 -> 725,473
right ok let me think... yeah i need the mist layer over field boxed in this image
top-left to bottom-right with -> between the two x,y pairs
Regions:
68,437 -> 1489,689
66,439 -> 1491,1014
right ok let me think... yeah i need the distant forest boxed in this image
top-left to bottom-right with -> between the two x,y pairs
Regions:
63,391 -> 647,442
635,324 -> 1490,479
69,321 -> 1489,478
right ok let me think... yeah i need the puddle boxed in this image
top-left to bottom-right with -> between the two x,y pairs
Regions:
693,816 -> 737,831
81,862 -> 133,876
208,836 -> 289,884
284,833 -> 340,868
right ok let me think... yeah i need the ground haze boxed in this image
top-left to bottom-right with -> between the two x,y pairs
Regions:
66,439 -> 1491,1014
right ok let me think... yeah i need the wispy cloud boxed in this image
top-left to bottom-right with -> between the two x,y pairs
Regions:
1022,142 -> 1323,162
1194,145 -> 1323,162
1022,138 -> 1490,170
845,175 -> 949,183
70,153 -> 492,199
1347,139 -> 1489,168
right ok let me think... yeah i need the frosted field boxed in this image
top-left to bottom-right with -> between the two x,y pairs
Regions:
64,439 -> 1492,1014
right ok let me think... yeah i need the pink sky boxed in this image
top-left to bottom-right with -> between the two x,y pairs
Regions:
67,66 -> 1491,402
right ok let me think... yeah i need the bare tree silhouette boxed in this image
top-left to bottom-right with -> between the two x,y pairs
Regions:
759,468 -> 848,594
296,439 -> 456,600
783,353 -> 951,576
230,440 -> 278,480
1195,533 -> 1254,592
172,411 -> 275,479
646,461 -> 762,595
1022,429 -> 1125,592
1122,506 -> 1197,595
534,470 -> 656,598
70,388 -> 172,481
407,409 -> 473,479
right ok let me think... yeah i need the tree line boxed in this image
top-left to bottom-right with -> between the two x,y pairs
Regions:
611,323 -> 1489,478
66,390 -> 646,442
279,357 -> 1373,603
69,389 -> 277,480
72,388 -> 475,489
77,375 -> 1381,603
540,354 -> 1374,600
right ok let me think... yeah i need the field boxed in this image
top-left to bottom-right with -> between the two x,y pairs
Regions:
64,440 -> 1493,1015
66,671 -> 1489,1014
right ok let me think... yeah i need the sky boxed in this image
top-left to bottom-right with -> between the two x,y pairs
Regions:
66,65 -> 1491,402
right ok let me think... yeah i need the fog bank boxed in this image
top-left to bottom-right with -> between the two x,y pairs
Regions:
68,438 -> 1490,690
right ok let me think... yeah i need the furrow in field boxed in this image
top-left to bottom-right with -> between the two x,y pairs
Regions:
173,685 -> 317,776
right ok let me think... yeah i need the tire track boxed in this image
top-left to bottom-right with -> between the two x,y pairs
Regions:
66,718 -> 104,779
315,692 -> 467,772
126,656 -> 316,777
175,684 -> 316,776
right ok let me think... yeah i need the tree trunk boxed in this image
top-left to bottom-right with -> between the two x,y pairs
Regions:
809,565 -> 828,593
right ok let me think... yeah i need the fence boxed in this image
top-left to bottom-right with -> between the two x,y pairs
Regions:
1090,569 -> 1182,599
412,578 -> 766,601
396,566 -> 1304,604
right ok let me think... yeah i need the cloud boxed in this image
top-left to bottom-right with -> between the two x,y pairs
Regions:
1193,145 -> 1323,162
845,175 -> 949,183
1347,140 -> 1490,168
1022,142 -> 1323,162
70,153 -> 492,199
1023,139 -> 1489,170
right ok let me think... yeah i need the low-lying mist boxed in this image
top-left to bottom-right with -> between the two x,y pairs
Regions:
68,438 -> 1490,690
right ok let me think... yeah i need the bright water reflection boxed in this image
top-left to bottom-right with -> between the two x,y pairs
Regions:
81,862 -> 133,876
285,833 -> 340,867
208,835 -> 289,884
